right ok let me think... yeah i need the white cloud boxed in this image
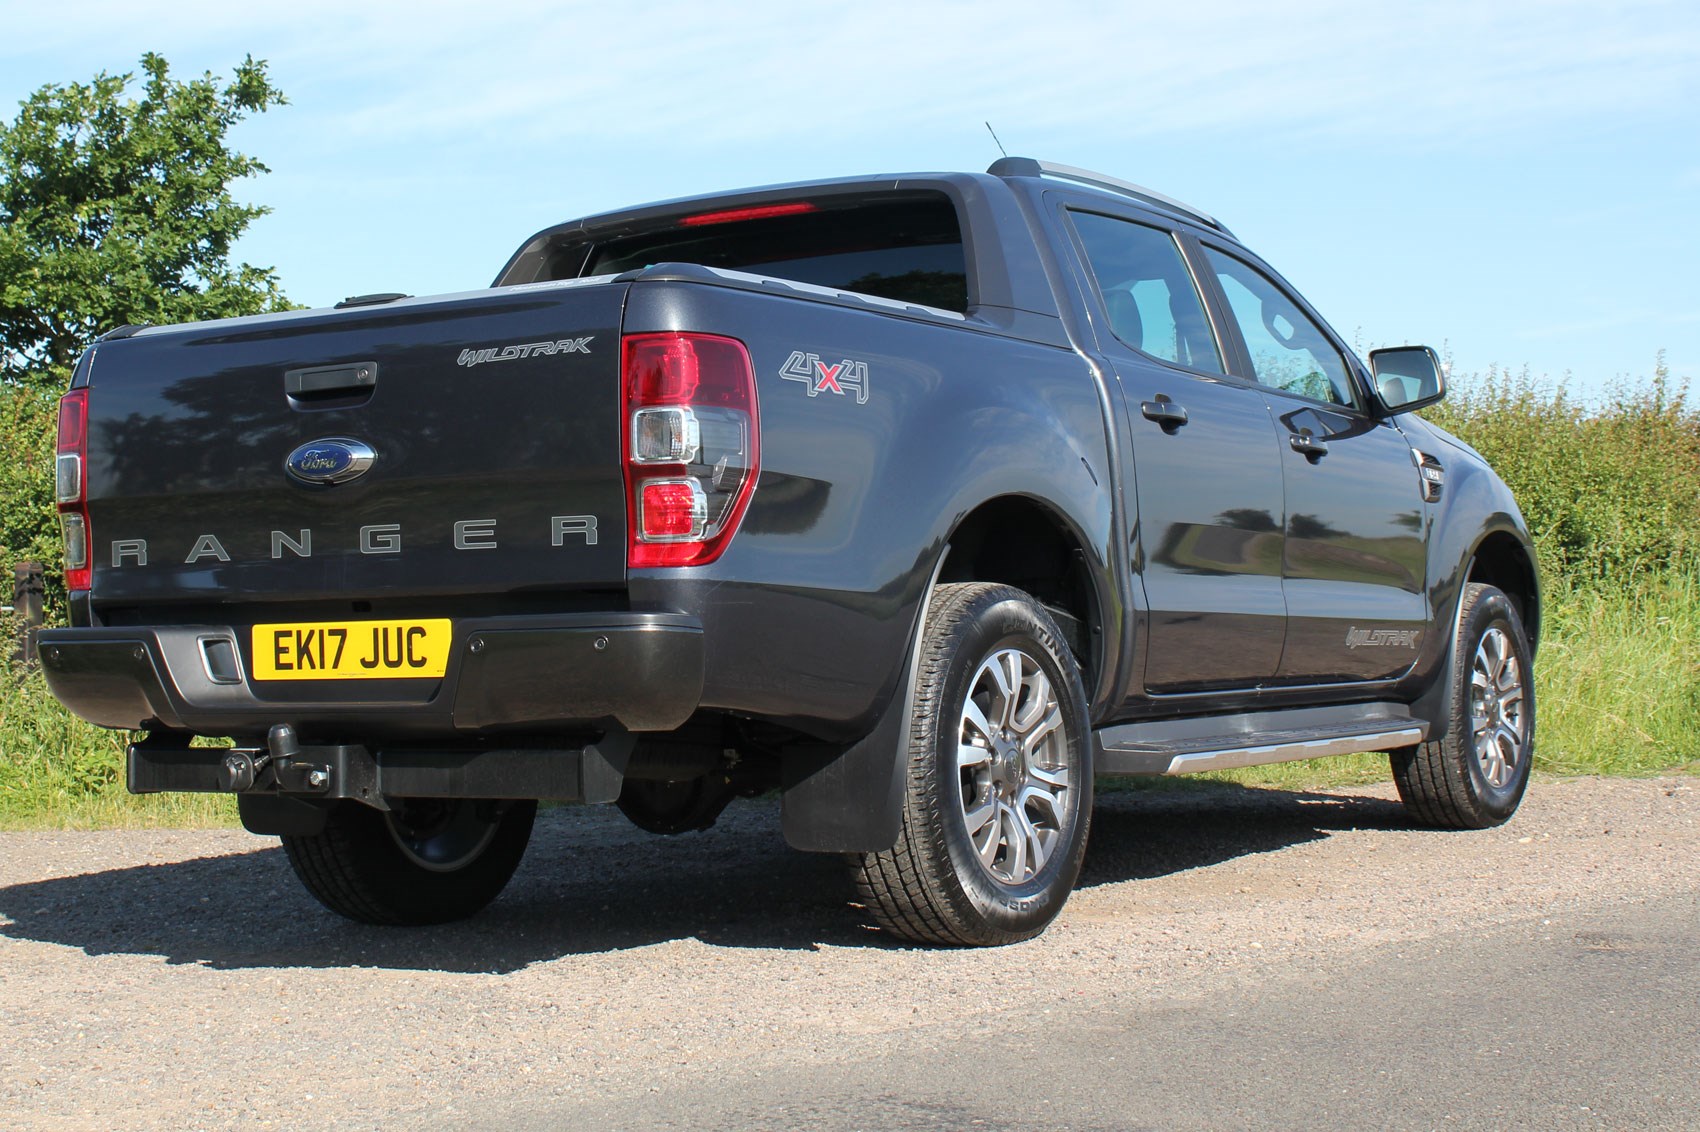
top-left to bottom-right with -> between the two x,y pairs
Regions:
6,0 -> 1697,150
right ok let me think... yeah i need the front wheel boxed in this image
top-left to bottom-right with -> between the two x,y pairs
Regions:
854,583 -> 1092,946
282,797 -> 536,925
1392,582 -> 1535,828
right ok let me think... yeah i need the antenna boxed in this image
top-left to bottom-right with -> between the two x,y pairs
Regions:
984,121 -> 1008,159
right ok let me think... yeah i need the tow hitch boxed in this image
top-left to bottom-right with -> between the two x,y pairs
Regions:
126,725 -> 634,806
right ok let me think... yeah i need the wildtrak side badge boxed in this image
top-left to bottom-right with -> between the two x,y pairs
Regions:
457,337 -> 594,368
1346,627 -> 1421,650
780,350 -> 870,404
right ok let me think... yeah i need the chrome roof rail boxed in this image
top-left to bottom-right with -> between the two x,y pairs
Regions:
988,157 -> 1231,236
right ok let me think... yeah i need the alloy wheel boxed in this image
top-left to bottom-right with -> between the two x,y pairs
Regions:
1469,625 -> 1527,789
955,647 -> 1073,885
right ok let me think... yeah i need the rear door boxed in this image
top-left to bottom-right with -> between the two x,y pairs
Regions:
1064,207 -> 1288,694
1192,241 -> 1430,683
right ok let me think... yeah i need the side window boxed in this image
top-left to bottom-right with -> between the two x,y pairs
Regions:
1069,211 -> 1223,375
1202,248 -> 1355,406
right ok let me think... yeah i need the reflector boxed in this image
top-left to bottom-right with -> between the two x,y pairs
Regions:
640,480 -> 708,541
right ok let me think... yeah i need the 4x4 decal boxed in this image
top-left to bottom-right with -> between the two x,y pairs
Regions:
780,350 -> 870,404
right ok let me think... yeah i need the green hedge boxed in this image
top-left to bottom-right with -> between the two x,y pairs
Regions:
1425,359 -> 1700,588
0,382 -> 63,620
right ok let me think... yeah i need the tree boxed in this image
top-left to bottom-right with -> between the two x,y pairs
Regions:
0,53 -> 290,389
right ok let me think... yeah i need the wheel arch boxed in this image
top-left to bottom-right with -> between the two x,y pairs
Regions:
1466,530 -> 1541,652
1411,523 -> 1542,745
935,493 -> 1112,703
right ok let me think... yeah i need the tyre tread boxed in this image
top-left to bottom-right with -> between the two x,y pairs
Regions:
283,811 -> 405,925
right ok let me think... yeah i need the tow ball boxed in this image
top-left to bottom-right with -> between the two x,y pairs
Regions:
217,724 -> 331,792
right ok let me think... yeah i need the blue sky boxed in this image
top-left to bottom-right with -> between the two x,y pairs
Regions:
3,0 -> 1696,399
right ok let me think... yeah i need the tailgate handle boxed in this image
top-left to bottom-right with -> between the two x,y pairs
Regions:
285,362 -> 378,403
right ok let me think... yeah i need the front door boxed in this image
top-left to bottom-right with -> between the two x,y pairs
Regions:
1197,244 -> 1430,683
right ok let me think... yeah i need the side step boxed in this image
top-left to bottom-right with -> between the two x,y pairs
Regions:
1094,702 -> 1427,776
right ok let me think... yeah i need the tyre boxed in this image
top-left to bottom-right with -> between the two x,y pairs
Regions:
282,797 -> 536,925
1392,582 -> 1535,829
855,583 -> 1092,946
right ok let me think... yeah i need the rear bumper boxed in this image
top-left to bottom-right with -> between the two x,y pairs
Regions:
38,612 -> 703,740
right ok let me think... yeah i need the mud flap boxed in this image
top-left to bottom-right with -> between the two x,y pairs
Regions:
779,660 -> 913,853
779,548 -> 944,853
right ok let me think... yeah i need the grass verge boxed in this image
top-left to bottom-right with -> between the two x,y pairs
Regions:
1532,572 -> 1700,776
0,667 -> 236,831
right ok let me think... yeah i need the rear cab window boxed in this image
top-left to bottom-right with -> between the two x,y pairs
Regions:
1066,210 -> 1224,375
508,193 -> 970,313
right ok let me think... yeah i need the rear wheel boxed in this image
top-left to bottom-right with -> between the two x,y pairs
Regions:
855,583 -> 1092,946
282,797 -> 536,925
1392,583 -> 1535,828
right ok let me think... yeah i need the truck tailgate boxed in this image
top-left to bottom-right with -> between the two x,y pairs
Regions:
81,281 -> 628,607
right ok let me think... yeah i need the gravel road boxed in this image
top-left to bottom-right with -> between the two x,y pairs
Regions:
1,776 -> 1695,1130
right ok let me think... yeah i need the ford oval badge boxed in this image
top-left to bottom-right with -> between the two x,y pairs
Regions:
285,438 -> 375,485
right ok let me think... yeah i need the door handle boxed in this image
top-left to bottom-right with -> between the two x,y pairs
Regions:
1289,432 -> 1329,460
1140,400 -> 1189,431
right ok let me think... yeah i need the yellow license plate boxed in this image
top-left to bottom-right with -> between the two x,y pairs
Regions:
251,619 -> 452,680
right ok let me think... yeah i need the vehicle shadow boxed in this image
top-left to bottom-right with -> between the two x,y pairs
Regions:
0,782 -> 1411,972
1079,779 -> 1411,889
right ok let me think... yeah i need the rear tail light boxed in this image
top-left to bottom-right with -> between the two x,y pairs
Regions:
621,333 -> 759,567
56,388 -> 91,592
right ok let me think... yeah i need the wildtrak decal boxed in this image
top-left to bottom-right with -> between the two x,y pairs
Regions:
456,337 -> 594,367
1346,627 -> 1421,650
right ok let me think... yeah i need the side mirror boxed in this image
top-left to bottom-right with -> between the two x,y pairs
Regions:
1369,345 -> 1445,416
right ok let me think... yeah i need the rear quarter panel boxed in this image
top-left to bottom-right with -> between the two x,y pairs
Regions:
623,279 -> 1115,741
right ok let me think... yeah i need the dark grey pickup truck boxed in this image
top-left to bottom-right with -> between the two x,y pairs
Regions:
41,158 -> 1538,945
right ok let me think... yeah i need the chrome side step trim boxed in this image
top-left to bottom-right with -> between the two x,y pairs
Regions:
1156,727 -> 1425,775
1093,703 -> 1428,776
